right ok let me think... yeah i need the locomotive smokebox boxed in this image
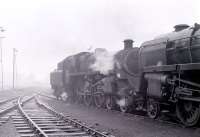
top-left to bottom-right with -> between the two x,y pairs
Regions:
123,39 -> 134,50
174,24 -> 189,32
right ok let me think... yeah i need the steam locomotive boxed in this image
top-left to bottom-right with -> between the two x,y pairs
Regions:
50,23 -> 200,126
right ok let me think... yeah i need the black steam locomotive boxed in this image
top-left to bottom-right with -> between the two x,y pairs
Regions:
50,23 -> 200,126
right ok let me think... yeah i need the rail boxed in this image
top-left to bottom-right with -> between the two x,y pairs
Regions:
17,96 -> 48,137
35,96 -> 111,137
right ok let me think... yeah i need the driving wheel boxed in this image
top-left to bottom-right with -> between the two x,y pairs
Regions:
84,94 -> 93,106
119,96 -> 130,113
147,99 -> 160,119
106,95 -> 116,110
176,100 -> 200,127
94,93 -> 105,108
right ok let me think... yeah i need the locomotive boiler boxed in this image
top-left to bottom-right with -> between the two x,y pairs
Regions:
50,23 -> 200,126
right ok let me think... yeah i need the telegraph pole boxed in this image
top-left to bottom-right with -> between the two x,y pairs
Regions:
13,48 -> 17,89
0,39 -> 3,90
0,27 -> 5,90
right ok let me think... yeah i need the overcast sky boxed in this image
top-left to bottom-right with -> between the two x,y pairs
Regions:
0,0 -> 199,88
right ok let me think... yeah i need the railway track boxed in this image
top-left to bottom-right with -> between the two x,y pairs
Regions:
0,95 -> 113,137
38,93 -> 197,129
0,96 -> 19,106
0,97 -> 19,115
0,96 -> 34,127
0,97 -> 19,126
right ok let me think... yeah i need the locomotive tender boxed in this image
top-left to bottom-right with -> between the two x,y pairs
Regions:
50,23 -> 200,126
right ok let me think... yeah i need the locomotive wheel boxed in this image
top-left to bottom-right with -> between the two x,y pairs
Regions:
176,100 -> 200,127
106,95 -> 116,110
94,93 -> 105,108
77,95 -> 84,104
56,95 -> 60,100
74,95 -> 81,104
119,97 -> 130,113
120,105 -> 129,113
147,99 -> 160,119
61,94 -> 68,102
84,95 -> 93,106
58,96 -> 63,100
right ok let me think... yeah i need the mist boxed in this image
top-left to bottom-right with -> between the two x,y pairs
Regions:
0,0 -> 199,88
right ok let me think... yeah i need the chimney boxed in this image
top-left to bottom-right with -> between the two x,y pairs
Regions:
174,24 -> 189,32
123,39 -> 134,50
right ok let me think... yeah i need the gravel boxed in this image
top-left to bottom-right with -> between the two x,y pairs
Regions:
41,96 -> 199,137
0,118 -> 20,137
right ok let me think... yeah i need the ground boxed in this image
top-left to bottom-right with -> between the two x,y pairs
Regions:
40,95 -> 200,137
0,88 -> 199,137
0,119 -> 20,137
0,87 -> 46,137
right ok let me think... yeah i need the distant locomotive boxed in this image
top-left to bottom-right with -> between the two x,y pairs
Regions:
50,23 -> 200,126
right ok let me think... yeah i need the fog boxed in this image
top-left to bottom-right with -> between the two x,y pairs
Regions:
0,0 -> 199,88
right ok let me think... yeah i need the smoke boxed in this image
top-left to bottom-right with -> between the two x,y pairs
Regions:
90,48 -> 115,75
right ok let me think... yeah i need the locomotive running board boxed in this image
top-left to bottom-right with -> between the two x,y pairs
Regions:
179,96 -> 200,102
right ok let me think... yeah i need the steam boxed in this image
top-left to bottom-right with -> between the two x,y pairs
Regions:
116,98 -> 126,107
90,48 -> 115,75
61,92 -> 68,101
